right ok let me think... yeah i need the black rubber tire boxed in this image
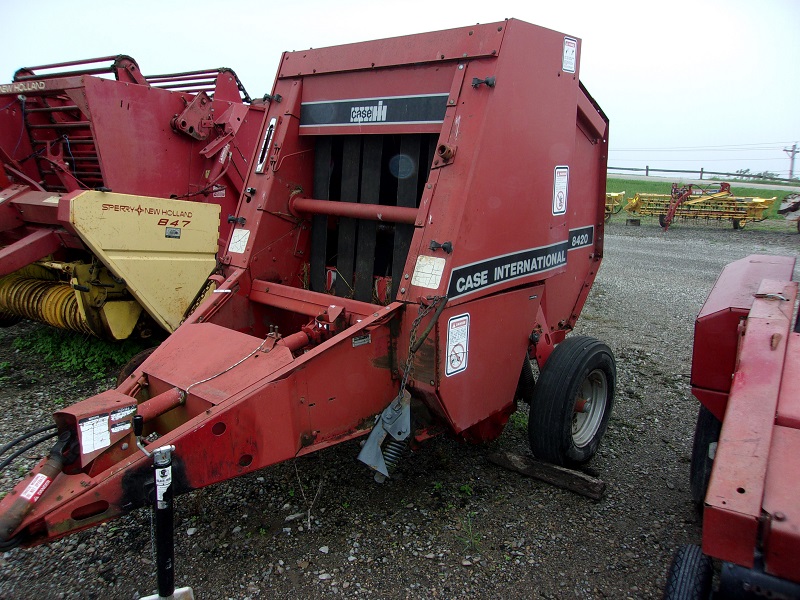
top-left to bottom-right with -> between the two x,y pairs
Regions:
528,336 -> 616,467
690,405 -> 721,506
663,544 -> 713,600
115,347 -> 156,387
659,213 -> 669,228
515,357 -> 536,404
732,219 -> 745,230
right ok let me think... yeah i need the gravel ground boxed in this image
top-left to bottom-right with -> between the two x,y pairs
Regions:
0,216 -> 797,599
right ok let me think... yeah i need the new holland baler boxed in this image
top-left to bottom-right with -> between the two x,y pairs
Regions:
0,55 -> 265,339
0,19 -> 615,550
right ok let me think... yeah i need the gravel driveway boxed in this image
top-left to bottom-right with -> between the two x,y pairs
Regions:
0,216 -> 797,599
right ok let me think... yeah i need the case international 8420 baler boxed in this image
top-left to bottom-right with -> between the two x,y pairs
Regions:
0,19 -> 616,550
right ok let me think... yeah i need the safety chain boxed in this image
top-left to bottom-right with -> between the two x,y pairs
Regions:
398,295 -> 445,394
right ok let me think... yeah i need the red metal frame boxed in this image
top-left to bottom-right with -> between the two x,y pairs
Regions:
0,55 -> 266,279
691,255 -> 799,585
0,20 -> 610,548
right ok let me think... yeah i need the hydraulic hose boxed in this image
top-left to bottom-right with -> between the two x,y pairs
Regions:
0,424 -> 57,458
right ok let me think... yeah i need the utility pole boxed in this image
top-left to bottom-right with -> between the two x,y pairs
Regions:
785,143 -> 798,179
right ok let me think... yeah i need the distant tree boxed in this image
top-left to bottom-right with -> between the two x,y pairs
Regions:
735,168 -> 781,181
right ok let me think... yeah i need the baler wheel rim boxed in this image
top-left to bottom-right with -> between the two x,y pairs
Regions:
527,335 -> 616,467
571,368 -> 607,448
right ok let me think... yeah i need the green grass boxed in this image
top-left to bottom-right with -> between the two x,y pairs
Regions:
12,327 -> 151,380
607,177 -> 795,219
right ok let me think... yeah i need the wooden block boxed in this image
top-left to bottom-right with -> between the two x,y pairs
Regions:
488,450 -> 606,500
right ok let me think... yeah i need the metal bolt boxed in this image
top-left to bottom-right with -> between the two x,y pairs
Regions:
430,380 -> 435,386
400,287 -> 405,293
459,64 -> 464,69
775,512 -> 786,521
404,274 -> 409,280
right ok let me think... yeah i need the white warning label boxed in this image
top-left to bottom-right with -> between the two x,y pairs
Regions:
562,37 -> 577,73
553,166 -> 569,216
411,255 -> 446,290
20,473 -> 51,503
445,313 -> 470,377
79,413 -> 110,454
156,466 -> 172,509
228,228 -> 251,254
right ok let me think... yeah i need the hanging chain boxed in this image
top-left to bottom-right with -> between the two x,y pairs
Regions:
398,295 -> 445,394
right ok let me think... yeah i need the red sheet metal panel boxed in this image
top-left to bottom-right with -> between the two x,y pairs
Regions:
762,425 -> 800,583
776,332 -> 800,429
703,279 -> 797,568
278,22 -> 507,78
435,287 -> 541,433
692,255 -> 796,418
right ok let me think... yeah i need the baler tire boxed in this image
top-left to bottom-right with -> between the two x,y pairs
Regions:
689,405 -> 721,506
115,347 -> 157,387
515,357 -> 536,404
659,214 -> 669,228
528,336 -> 615,467
663,544 -> 713,600
732,219 -> 745,230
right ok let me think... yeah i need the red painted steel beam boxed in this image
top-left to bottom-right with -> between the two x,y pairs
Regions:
703,279 -> 798,569
290,197 -> 418,225
249,279 -> 379,319
0,228 -> 62,277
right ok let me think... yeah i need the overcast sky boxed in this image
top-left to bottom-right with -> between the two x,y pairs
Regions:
4,0 -> 799,179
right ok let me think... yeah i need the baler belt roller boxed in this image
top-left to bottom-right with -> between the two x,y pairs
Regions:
0,274 -> 93,335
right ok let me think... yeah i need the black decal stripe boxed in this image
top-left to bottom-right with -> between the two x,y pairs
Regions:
446,241 -> 569,299
300,94 -> 449,127
568,225 -> 594,250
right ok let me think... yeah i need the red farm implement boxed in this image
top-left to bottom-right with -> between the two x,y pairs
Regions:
0,55 -> 265,339
665,255 -> 800,599
0,20 -> 615,552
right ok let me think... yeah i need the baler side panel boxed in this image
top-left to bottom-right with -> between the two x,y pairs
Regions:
402,23 -> 593,308
432,287 -> 542,434
538,88 -> 608,336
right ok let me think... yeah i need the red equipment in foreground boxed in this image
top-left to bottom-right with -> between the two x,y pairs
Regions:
0,20 -> 615,550
0,55 -> 265,338
665,255 -> 800,598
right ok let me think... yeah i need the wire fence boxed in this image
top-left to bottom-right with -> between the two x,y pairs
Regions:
608,165 -> 799,185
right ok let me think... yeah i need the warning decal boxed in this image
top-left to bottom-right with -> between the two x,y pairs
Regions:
21,473 -> 51,503
445,313 -> 470,377
79,413 -> 110,455
411,255 -> 446,290
562,37 -> 577,73
228,229 -> 250,254
553,166 -> 569,216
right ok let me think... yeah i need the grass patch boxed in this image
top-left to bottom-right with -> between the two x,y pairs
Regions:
607,177 -> 796,219
12,327 -> 152,379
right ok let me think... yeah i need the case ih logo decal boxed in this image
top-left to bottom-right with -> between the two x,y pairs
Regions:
446,227 -> 594,299
300,94 -> 448,127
